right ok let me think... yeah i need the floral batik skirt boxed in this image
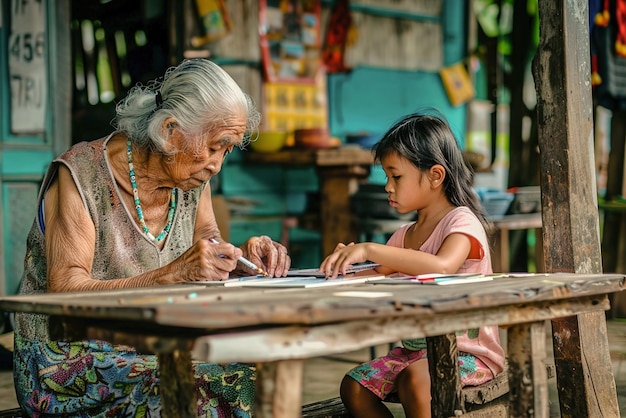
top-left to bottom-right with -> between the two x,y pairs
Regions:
14,334 -> 255,417
346,346 -> 495,401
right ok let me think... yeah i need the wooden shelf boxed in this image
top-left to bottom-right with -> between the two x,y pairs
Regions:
246,146 -> 374,167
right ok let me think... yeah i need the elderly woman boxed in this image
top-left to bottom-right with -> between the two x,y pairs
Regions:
13,59 -> 291,417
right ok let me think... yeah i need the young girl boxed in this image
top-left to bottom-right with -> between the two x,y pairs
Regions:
320,111 -> 506,418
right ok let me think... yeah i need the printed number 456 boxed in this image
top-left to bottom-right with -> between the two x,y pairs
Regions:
9,32 -> 45,63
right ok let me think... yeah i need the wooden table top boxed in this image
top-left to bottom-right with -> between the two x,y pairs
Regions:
1,273 -> 622,331
490,212 -> 542,229
2,273 -> 623,364
359,212 -> 543,234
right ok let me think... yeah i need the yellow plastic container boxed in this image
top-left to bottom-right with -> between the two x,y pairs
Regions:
249,132 -> 288,153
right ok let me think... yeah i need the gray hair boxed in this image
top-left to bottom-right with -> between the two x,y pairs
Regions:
112,59 -> 260,155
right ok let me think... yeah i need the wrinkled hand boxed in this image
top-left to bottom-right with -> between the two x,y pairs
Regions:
239,235 -> 291,277
320,242 -> 368,278
171,239 -> 242,282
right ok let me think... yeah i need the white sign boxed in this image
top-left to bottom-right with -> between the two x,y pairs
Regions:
9,0 -> 47,134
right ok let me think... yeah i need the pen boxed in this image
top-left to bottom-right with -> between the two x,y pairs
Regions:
209,238 -> 268,277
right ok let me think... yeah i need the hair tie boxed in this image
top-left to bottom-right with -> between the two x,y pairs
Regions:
155,91 -> 163,109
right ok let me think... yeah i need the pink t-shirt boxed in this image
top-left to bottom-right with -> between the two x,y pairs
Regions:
386,206 -> 505,376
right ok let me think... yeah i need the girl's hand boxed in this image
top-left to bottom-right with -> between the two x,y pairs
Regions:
173,239 -> 241,282
320,243 -> 369,279
239,235 -> 291,277
332,242 -> 354,252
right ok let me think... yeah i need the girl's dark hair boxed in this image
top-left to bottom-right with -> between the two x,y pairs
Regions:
373,109 -> 492,233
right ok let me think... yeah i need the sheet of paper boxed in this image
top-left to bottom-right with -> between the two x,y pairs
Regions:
370,273 -> 493,285
333,291 -> 394,298
188,262 -> 383,286
286,262 -> 381,278
238,275 -> 382,288
423,275 -> 494,285
188,275 -> 276,286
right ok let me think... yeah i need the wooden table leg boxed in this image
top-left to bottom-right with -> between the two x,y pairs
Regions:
426,334 -> 462,417
318,166 -> 369,257
158,350 -> 196,418
255,359 -> 304,418
507,321 -> 549,417
552,312 -> 619,417
534,227 -> 545,272
492,228 -> 509,273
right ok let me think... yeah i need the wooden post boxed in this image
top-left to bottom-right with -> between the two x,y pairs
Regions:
255,360 -> 304,418
158,350 -> 196,418
533,1 -> 619,416
318,166 -> 370,257
603,109 -> 626,317
427,334 -> 462,417
507,321 -> 549,417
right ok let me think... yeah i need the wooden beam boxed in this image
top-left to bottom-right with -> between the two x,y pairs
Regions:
427,334 -> 462,417
507,321 -> 549,416
534,2 -> 601,273
533,1 -> 619,416
158,350 -> 196,418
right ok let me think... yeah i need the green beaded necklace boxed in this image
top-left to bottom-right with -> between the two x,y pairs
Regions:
127,140 -> 177,242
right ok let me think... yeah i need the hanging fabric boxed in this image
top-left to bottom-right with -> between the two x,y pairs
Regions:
590,0 -> 609,86
322,0 -> 354,73
616,0 -> 626,56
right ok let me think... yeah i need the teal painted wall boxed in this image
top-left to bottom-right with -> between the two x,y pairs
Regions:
328,68 -> 466,138
0,1 -> 56,296
327,1 -> 468,139
327,68 -> 468,185
326,1 -> 468,184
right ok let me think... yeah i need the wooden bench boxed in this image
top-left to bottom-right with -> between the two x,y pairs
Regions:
0,408 -> 22,418
302,369 -> 510,418
302,361 -> 557,418
302,397 -> 350,418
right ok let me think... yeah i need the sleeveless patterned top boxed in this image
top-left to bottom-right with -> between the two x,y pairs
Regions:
16,134 -> 203,341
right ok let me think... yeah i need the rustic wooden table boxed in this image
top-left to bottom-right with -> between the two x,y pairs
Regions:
490,213 -> 543,272
0,273 -> 623,417
246,146 -> 374,257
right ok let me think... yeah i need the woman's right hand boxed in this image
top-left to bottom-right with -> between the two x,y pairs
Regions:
171,239 -> 242,282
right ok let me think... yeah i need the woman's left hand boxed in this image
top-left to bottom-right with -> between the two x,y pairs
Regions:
240,235 -> 291,277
